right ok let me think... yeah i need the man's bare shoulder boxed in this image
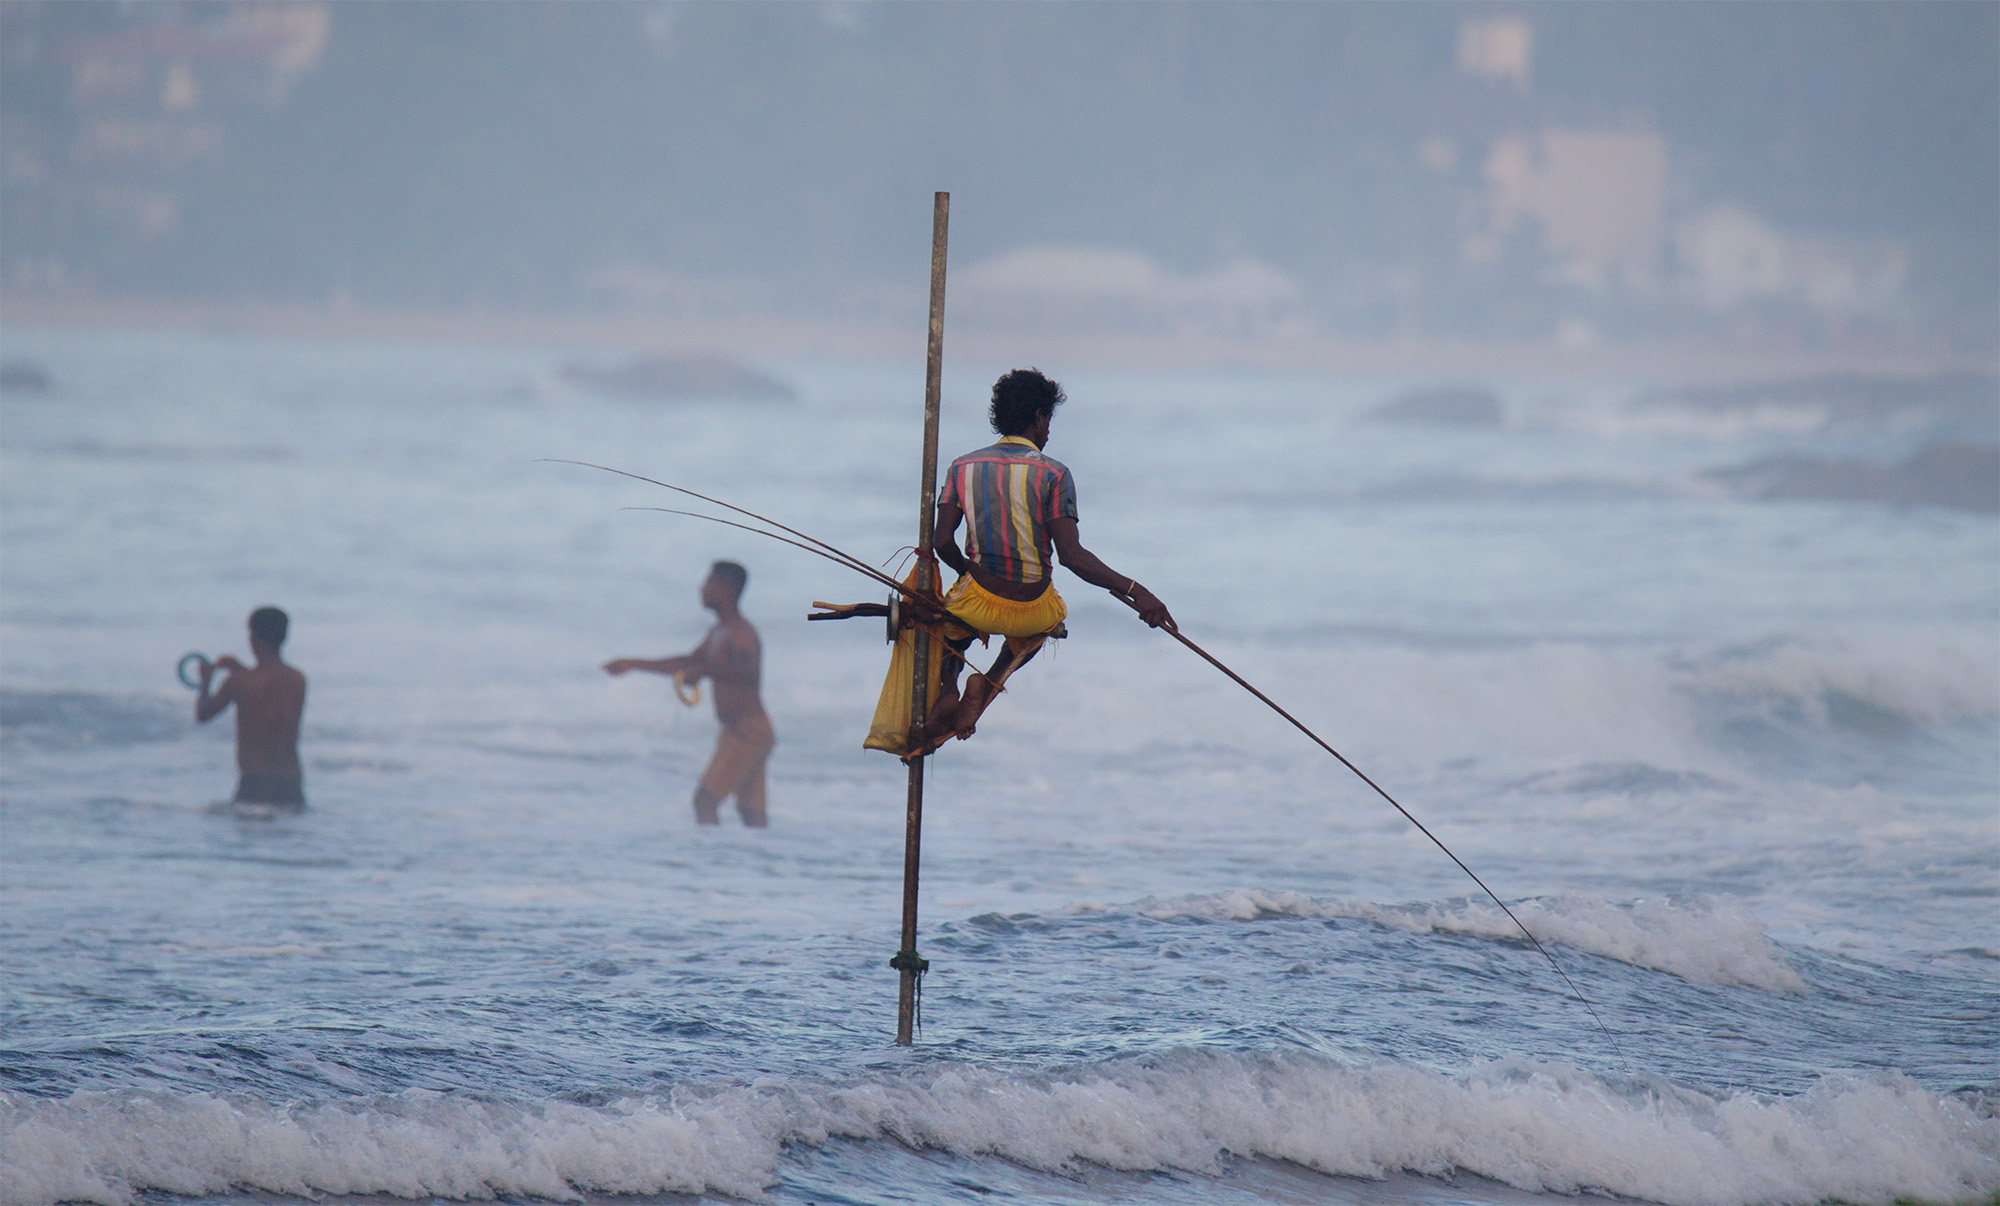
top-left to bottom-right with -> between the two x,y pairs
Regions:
250,663 -> 307,701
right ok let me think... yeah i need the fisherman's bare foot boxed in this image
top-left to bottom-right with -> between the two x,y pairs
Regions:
950,673 -> 995,738
905,683 -> 958,750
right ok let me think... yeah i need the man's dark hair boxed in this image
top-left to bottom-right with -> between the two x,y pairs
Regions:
710,560 -> 748,599
989,368 -> 1065,436
248,606 -> 289,648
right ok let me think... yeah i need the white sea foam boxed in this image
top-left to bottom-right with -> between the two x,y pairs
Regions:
1685,630 -> 2000,727
1126,890 -> 1807,992
0,1088 -> 783,1206
1059,627 -> 1997,801
5,1054 -> 1994,1206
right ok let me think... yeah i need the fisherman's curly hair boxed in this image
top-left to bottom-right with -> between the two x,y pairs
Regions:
989,368 -> 1065,436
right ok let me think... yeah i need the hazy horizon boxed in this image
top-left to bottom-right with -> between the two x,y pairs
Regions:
2,1 -> 1996,359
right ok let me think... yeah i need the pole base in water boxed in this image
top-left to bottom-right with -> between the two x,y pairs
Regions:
891,948 -> 930,1044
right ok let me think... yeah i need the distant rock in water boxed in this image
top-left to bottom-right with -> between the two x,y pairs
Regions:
1706,441 -> 1999,513
1364,386 -> 1502,427
0,359 -> 52,393
559,354 -> 794,403
1644,371 -> 1998,440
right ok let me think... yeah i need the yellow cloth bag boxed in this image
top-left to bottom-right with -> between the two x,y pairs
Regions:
862,621 -> 950,755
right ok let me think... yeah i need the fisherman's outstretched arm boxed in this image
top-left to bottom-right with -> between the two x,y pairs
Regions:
602,654 -> 696,677
1050,518 -> 1175,629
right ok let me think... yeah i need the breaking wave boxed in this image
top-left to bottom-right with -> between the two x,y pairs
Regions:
4,1053 -> 1993,1206
1686,631 -> 2000,730
1125,890 -> 1806,992
1152,627 -> 1999,792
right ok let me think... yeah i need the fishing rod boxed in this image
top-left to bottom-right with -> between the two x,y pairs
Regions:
565,464 -> 1624,1056
622,506 -> 909,586
1111,596 -> 1624,1059
543,460 -> 915,599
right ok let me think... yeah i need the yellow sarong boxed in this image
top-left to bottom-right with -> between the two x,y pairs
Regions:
863,573 -> 1065,754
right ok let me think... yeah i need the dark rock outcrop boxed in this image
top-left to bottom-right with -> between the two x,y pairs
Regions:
0,360 -> 52,393
1706,441 -> 1999,513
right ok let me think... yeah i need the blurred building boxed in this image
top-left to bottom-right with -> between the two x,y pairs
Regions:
2,1 -> 327,293
1414,10 -> 1934,348
1457,14 -> 1532,91
0,2 -> 1988,354
1478,129 -> 1669,287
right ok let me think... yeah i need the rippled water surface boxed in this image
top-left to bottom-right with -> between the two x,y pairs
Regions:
2,330 -> 1996,1205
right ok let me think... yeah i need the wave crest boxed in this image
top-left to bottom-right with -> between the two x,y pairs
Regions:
1127,890 -> 1806,992
5,1054 -> 1993,1206
1689,633 -> 2000,728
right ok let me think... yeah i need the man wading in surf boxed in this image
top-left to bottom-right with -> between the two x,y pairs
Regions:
913,369 -> 1173,753
196,606 -> 308,809
604,561 -> 774,827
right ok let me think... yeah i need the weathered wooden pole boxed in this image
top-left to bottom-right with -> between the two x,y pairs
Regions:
895,191 -> 949,1045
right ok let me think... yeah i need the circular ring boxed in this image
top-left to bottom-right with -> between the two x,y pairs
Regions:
672,671 -> 702,707
177,652 -> 212,689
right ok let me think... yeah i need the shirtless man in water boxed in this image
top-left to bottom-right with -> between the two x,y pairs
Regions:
604,561 -> 773,827
197,606 -> 308,808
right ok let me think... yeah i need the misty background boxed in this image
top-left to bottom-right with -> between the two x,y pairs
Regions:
3,9 -> 2000,1201
3,0 -> 1996,359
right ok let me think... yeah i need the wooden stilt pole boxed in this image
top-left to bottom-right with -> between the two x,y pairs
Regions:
896,191 -> 949,1045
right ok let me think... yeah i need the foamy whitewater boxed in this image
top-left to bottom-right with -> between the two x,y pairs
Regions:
2,330 -> 1995,1205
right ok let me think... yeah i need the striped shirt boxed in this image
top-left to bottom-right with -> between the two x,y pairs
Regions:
938,436 -> 1079,584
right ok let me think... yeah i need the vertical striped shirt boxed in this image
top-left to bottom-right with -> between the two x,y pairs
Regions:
938,435 -> 1079,584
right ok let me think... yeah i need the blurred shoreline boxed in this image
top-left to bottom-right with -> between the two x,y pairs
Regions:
3,293 -> 1992,383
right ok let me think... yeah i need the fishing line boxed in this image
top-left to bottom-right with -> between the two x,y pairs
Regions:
568,464 -> 1626,1059
544,460 -> 907,595
620,506 -> 908,590
1115,595 -> 1626,1061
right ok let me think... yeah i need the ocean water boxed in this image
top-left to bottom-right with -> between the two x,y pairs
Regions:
1,328 -> 1995,1206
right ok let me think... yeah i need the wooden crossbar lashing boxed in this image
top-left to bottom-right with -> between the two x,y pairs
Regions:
808,601 -> 890,620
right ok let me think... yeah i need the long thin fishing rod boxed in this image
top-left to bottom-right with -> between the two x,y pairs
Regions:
1121,598 -> 1623,1059
543,460 -> 897,591
621,505 -> 917,593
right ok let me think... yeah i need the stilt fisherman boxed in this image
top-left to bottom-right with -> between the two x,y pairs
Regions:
867,368 -> 1175,758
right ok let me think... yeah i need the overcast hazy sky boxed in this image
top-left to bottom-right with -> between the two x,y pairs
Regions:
4,1 -> 1994,347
